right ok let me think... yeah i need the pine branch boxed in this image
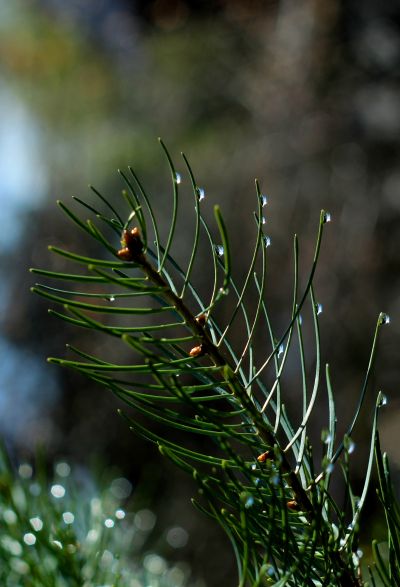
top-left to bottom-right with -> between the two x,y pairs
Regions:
31,142 -> 393,586
114,222 -> 360,587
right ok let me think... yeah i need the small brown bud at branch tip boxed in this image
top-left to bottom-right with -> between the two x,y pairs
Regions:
118,227 -> 144,261
257,451 -> 271,463
196,313 -> 207,326
117,247 -> 133,261
189,345 -> 204,358
286,500 -> 299,511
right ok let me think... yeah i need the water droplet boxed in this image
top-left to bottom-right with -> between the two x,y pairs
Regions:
52,540 -> 62,549
348,440 -> 356,454
263,235 -> 271,248
278,343 -> 284,358
215,244 -> 224,257
196,187 -> 205,201
29,482 -> 41,496
380,313 -> 390,325
271,474 -> 280,485
174,172 -> 182,184
115,509 -> 126,520
108,295 -> 115,302
134,509 -> 156,531
90,497 -> 101,515
352,552 -> 360,567
18,464 -> 33,479
260,194 -> 268,207
104,518 -> 115,528
267,566 -> 275,578
245,495 -> 254,508
3,537 -> 22,556
3,509 -> 17,524
323,212 -> 331,223
261,216 -> 266,225
254,478 -> 261,486
101,549 -> 114,567
316,303 -> 323,315
50,484 -> 66,499
23,533 -> 36,546
110,477 -> 132,499
62,512 -> 74,525
356,548 -> 363,559
251,463 -> 257,471
298,315 -> 303,325
11,558 -> 29,575
55,462 -> 71,478
30,517 -> 43,532
166,526 -> 189,548
379,393 -> 388,407
143,554 -> 167,575
321,430 -> 332,444
166,567 -> 186,585
218,287 -> 229,296
340,538 -> 346,547
326,463 -> 335,474
86,529 -> 99,542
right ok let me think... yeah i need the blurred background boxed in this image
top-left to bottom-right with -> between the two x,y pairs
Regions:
0,0 -> 399,584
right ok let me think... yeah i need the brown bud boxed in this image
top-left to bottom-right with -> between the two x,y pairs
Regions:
124,227 -> 141,245
117,247 -> 133,261
257,451 -> 271,463
189,345 -> 204,358
286,500 -> 299,511
119,227 -> 144,261
196,313 -> 207,326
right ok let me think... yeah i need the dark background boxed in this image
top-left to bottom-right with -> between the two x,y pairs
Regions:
1,1 -> 399,584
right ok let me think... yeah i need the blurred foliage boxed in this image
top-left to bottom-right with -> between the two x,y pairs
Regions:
0,445 -> 196,587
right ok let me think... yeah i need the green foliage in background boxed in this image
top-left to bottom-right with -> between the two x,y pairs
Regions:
30,142 -> 399,586
0,447 -> 192,587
